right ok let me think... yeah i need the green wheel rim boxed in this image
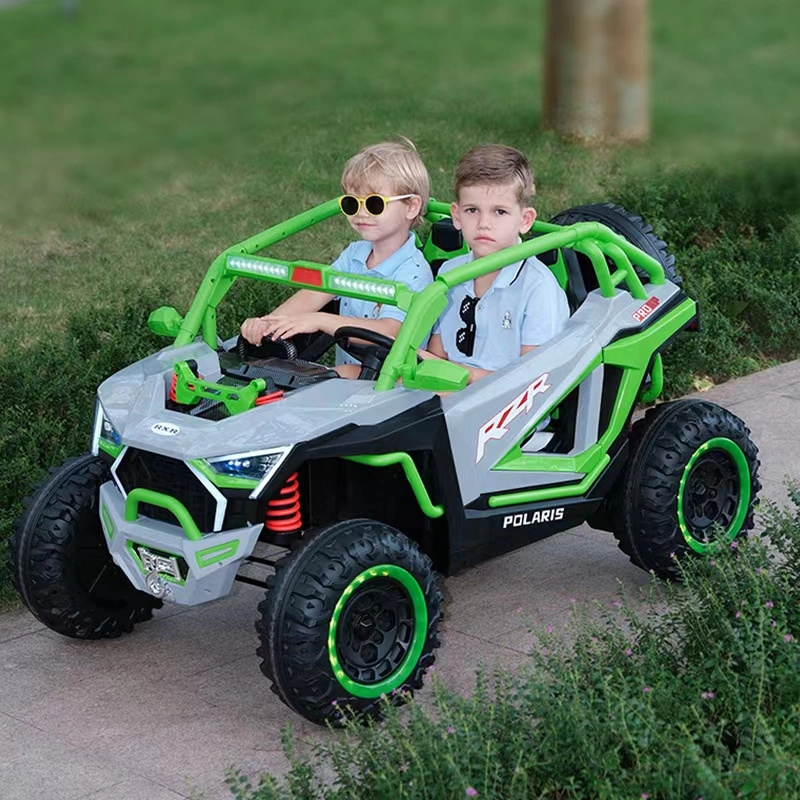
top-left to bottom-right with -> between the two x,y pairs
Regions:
677,437 -> 751,553
328,564 -> 428,699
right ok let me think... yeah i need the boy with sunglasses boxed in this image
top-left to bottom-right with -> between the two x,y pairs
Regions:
241,140 -> 433,376
424,144 -> 569,384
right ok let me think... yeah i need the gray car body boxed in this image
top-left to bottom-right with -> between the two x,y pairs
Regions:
96,279 -> 681,605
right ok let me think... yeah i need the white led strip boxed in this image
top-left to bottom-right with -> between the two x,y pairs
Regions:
328,275 -> 396,298
227,256 -> 290,279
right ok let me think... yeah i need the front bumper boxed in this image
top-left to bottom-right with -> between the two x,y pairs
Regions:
98,481 -> 262,605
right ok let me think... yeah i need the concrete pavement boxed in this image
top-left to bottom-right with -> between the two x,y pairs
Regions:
3,360 -> 800,800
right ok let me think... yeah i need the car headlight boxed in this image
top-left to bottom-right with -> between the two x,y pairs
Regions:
91,400 -> 123,457
205,447 -> 291,499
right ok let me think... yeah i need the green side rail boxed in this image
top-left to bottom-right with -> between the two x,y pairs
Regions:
344,453 -> 444,519
486,297 -> 696,505
124,488 -> 203,541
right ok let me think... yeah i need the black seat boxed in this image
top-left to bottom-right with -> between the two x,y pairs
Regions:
424,218 -> 464,276
560,249 -> 600,313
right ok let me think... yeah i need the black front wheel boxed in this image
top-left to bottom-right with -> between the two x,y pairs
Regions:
256,519 -> 444,725
11,454 -> 161,638
613,400 -> 760,578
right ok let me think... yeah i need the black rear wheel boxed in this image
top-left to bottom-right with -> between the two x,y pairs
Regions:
612,400 -> 760,578
548,203 -> 682,320
11,454 -> 160,638
549,203 -> 682,289
256,518 -> 443,726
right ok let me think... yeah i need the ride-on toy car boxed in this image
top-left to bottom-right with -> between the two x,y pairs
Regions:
12,199 -> 760,726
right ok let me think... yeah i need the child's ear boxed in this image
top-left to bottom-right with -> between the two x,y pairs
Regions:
405,194 -> 423,221
451,202 -> 463,230
519,206 -> 537,234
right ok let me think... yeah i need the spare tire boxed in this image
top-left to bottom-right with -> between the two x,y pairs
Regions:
548,203 -> 681,311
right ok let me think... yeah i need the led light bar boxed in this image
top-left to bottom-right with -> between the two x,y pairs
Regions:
328,275 -> 396,298
227,256 -> 290,279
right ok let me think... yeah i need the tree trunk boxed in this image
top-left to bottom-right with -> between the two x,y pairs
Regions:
543,0 -> 649,143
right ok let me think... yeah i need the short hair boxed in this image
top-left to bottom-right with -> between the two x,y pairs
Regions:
341,139 -> 430,226
454,144 -> 535,204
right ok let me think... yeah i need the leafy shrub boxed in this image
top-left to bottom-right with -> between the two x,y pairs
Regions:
0,294 -> 168,606
613,157 -> 800,396
224,494 -> 800,800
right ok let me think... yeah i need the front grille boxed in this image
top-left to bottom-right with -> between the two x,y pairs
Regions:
115,448 -> 218,532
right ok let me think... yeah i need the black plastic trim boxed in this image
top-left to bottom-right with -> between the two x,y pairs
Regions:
449,496 -> 601,573
598,366 -> 625,442
245,392 -> 635,575
607,290 -> 696,346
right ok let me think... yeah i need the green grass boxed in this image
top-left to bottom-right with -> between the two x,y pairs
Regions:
1,0 -> 798,350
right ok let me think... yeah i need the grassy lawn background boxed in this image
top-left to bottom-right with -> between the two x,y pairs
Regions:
1,0 -> 798,351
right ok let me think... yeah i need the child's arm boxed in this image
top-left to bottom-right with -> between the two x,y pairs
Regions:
240,289 -> 334,344
258,311 -> 401,342
519,272 -> 570,353
420,334 -> 492,385
425,333 -> 448,360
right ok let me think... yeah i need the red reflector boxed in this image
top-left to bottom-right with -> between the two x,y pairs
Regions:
291,266 -> 323,286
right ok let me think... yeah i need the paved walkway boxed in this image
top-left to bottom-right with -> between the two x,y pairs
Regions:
3,360 -> 800,799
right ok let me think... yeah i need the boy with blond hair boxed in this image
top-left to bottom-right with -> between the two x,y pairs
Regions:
241,140 -> 433,375
425,144 -> 569,384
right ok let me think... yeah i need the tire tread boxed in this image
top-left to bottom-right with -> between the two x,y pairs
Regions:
11,454 -> 160,639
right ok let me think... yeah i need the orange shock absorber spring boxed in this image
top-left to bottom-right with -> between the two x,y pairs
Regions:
265,472 -> 303,533
255,388 -> 302,533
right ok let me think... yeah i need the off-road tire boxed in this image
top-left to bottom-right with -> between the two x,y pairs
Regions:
256,518 -> 444,726
549,202 -> 682,286
612,400 -> 760,578
11,454 -> 161,638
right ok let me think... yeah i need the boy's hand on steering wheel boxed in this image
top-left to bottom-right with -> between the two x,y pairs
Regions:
258,312 -> 324,341
240,315 -> 272,345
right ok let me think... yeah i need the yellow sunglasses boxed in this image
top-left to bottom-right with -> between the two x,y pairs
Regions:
338,193 -> 416,217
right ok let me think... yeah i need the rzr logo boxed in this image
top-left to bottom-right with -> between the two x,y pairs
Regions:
476,373 -> 551,463
632,296 -> 660,323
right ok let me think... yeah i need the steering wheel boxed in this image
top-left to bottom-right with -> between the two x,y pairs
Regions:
334,326 -> 398,380
236,333 -> 298,361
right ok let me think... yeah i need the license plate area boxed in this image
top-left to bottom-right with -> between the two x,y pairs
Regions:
137,546 -> 184,580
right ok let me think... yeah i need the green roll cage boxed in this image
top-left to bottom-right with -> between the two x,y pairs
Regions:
161,198 -> 670,393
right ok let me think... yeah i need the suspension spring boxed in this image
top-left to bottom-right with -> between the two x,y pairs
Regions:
265,472 -> 303,533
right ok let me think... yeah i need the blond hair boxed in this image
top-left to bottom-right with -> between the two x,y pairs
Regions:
454,144 -> 535,205
341,139 -> 430,226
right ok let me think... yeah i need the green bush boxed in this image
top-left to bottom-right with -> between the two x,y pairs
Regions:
224,494 -> 800,800
0,295 -> 167,607
613,157 -> 800,396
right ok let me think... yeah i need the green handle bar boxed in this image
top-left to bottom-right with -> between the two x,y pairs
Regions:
124,488 -> 203,541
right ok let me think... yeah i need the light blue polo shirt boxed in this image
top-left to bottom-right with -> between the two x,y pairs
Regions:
432,250 -> 570,372
331,233 -> 433,365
